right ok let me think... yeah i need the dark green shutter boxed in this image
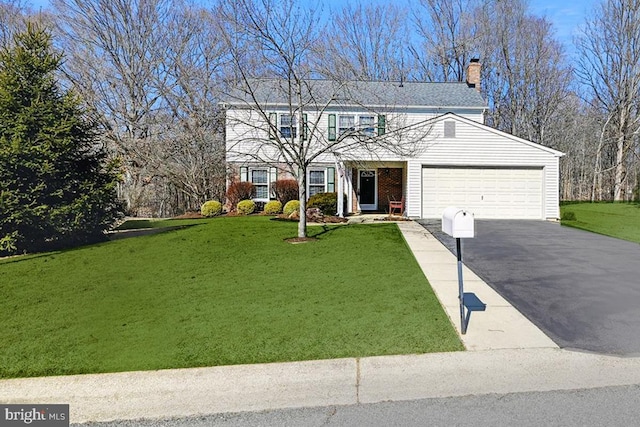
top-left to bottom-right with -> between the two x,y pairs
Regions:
377,115 -> 386,136
327,167 -> 335,192
328,114 -> 336,141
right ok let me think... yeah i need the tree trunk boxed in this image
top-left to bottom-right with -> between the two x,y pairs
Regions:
298,170 -> 307,238
614,130 -> 626,201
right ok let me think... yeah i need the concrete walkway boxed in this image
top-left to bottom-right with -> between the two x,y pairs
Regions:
1,220 -> 638,424
396,221 -> 557,351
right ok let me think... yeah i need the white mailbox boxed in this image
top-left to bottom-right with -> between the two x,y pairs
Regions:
442,207 -> 474,238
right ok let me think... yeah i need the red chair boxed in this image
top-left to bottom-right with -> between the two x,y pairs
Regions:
388,196 -> 404,217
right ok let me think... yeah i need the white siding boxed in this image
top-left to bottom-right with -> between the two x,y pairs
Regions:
405,116 -> 561,220
226,107 -> 484,164
226,107 -> 562,220
406,161 -> 424,218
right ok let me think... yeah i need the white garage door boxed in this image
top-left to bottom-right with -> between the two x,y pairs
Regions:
422,167 -> 544,219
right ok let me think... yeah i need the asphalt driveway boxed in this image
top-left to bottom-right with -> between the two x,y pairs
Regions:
418,220 -> 640,356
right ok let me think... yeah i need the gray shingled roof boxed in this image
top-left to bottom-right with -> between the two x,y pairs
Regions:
225,79 -> 486,109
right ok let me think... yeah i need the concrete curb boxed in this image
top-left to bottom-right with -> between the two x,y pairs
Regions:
3,349 -> 640,423
0,359 -> 356,423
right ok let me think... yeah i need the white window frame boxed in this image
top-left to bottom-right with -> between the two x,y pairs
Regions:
280,114 -> 297,139
250,168 -> 270,201
359,115 -> 375,136
338,115 -> 355,136
308,169 -> 327,198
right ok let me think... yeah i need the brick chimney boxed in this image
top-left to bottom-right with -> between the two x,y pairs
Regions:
466,58 -> 481,92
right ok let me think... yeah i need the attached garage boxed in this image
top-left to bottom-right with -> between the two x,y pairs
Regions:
405,113 -> 564,220
422,167 -> 544,219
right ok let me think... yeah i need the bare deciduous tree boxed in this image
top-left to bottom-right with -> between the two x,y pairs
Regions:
410,0 -> 480,82
576,0 -> 640,201
477,0 -> 572,147
317,3 -> 410,81
150,6 -> 229,210
219,0 -> 431,238
53,0 -> 228,215
53,0 -> 171,214
1,0 -> 52,48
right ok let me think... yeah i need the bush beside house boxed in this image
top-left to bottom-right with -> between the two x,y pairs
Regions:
264,200 -> 282,214
237,200 -> 256,215
226,182 -> 254,211
201,200 -> 223,217
283,200 -> 300,216
307,192 -> 347,216
272,179 -> 299,205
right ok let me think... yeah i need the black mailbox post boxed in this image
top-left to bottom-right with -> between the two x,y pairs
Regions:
441,207 -> 485,334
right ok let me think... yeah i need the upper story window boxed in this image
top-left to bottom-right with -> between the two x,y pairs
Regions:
269,113 -> 307,140
359,115 -> 375,136
338,115 -> 355,136
329,114 -> 385,141
280,114 -> 297,139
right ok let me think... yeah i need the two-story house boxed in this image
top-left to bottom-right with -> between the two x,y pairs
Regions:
223,61 -> 563,220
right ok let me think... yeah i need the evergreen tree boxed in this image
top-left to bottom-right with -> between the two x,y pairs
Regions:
0,23 -> 122,255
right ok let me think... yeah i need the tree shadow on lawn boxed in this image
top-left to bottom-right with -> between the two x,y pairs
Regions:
0,224 -> 202,264
107,224 -> 199,241
0,251 -> 63,265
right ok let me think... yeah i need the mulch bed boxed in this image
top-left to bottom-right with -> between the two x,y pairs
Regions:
172,211 -> 205,219
274,214 -> 349,223
284,237 -> 319,244
374,216 -> 411,221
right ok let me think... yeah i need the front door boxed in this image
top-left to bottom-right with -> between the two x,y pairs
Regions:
358,169 -> 377,210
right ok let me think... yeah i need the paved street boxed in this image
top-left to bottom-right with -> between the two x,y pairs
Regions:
419,220 -> 640,355
75,384 -> 640,427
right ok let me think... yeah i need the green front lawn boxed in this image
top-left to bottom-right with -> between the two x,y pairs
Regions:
0,216 -> 462,378
561,202 -> 640,243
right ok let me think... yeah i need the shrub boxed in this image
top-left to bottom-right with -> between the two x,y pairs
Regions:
307,192 -> 348,216
283,200 -> 300,216
561,211 -> 577,221
272,179 -> 299,204
226,181 -> 255,210
264,200 -> 282,215
200,200 -> 222,217
237,199 -> 256,215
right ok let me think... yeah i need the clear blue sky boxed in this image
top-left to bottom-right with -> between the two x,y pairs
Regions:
530,0 -> 597,45
27,0 -> 598,54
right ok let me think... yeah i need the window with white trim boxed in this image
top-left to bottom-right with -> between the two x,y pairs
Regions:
280,114 -> 297,139
338,115 -> 355,136
359,115 -> 375,136
308,170 -> 326,197
251,169 -> 269,200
